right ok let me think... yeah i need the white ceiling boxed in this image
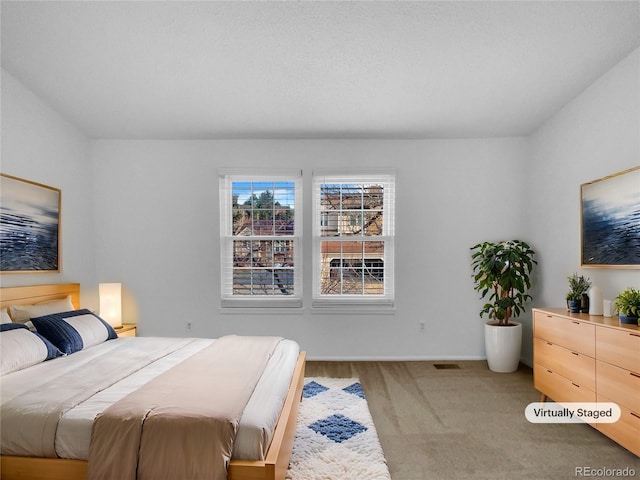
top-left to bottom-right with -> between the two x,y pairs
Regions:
2,1 -> 639,139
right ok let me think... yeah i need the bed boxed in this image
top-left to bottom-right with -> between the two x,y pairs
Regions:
0,283 -> 306,480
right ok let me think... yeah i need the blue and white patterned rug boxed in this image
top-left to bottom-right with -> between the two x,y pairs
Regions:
286,377 -> 392,480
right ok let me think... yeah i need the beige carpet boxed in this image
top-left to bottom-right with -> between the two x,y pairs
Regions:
304,361 -> 640,480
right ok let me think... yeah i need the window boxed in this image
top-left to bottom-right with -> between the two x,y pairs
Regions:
219,169 -> 302,307
313,170 -> 395,307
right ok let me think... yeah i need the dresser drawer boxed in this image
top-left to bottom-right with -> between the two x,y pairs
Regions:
534,364 -> 596,404
597,394 -> 640,456
534,312 -> 595,356
596,327 -> 640,374
597,360 -> 640,413
534,337 -> 595,391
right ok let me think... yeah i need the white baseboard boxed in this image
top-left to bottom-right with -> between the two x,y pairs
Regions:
305,355 -> 487,362
305,355 -> 533,368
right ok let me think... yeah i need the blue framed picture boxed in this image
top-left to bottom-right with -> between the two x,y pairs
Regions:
581,166 -> 640,268
0,174 -> 61,273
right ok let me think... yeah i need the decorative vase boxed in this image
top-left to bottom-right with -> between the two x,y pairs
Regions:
568,299 -> 581,313
484,321 -> 522,373
580,293 -> 589,313
588,286 -> 603,315
618,314 -> 639,325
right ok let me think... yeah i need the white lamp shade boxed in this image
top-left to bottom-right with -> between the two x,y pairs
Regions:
99,283 -> 122,328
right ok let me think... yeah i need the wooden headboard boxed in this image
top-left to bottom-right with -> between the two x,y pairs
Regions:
0,283 -> 80,311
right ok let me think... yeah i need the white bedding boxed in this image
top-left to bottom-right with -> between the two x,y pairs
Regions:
0,336 -> 300,461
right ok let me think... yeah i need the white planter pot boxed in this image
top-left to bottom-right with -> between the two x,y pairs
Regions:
484,321 -> 522,373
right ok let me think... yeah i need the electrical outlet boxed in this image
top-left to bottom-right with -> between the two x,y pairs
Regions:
186,321 -> 192,331
419,321 -> 425,332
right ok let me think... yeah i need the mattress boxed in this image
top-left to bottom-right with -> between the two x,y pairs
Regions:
0,336 -> 300,461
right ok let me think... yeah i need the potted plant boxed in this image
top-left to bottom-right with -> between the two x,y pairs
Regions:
566,291 -> 583,313
566,273 -> 591,313
470,240 -> 537,373
614,287 -> 640,325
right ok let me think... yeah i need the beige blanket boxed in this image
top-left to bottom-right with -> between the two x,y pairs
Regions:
1,337 -> 195,458
87,335 -> 281,480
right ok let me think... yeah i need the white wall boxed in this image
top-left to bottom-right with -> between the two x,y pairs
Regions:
3,47 -> 637,362
0,69 -> 98,307
92,138 -> 528,359
523,48 -> 640,363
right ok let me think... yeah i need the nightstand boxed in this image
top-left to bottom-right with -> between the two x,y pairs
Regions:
116,324 -> 137,337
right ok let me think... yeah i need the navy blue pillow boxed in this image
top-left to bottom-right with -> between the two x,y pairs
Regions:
31,309 -> 118,355
0,323 -> 28,332
0,322 -> 64,361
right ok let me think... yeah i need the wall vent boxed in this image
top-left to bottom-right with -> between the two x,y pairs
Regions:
433,363 -> 460,370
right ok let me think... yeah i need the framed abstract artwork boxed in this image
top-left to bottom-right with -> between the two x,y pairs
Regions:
580,166 -> 640,268
0,174 -> 61,273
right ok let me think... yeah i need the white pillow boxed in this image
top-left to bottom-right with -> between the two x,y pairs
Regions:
63,314 -> 110,350
0,324 -> 64,375
0,308 -> 12,324
9,296 -> 75,324
31,309 -> 118,355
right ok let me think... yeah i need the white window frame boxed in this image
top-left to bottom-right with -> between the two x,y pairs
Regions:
312,169 -> 395,310
219,168 -> 303,308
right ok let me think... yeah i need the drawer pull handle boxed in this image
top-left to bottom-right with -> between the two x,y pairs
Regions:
547,342 -> 553,346
546,315 -> 553,318
571,352 -> 579,356
631,412 -> 640,420
572,321 -> 580,325
631,333 -> 640,338
571,383 -> 580,388
630,372 -> 640,380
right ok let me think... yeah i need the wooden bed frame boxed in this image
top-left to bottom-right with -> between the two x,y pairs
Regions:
0,283 -> 306,480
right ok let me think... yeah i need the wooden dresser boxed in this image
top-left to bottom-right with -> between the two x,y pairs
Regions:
533,308 -> 640,456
